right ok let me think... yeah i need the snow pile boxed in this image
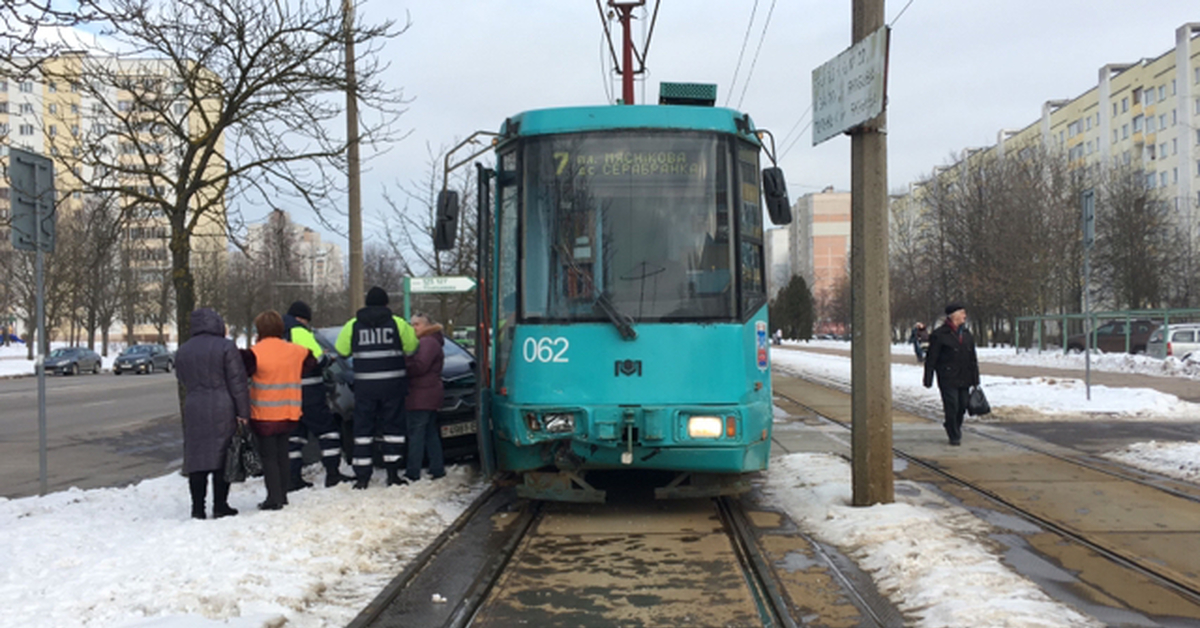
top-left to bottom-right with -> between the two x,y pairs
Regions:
0,467 -> 486,628
764,454 -> 1101,628
1102,441 -> 1200,482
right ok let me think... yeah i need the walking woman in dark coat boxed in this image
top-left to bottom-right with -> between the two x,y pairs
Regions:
175,308 -> 251,519
922,303 -> 980,446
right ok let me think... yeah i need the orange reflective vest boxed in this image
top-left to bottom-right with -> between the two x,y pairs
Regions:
249,337 -> 310,422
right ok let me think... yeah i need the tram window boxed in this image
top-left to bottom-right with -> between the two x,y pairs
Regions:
496,150 -> 519,387
736,144 -> 765,317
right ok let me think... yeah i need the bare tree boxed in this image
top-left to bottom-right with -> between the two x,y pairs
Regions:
1094,165 -> 1178,309
381,143 -> 479,326
26,0 -> 408,348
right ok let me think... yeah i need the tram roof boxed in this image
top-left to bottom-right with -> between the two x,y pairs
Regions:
499,105 -> 763,144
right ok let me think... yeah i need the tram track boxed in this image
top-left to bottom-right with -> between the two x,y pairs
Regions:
773,384 -> 1200,613
352,477 -> 898,627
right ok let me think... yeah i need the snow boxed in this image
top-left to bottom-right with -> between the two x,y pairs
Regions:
1,344 -> 1197,627
788,338 -> 1200,381
774,344 -> 1200,420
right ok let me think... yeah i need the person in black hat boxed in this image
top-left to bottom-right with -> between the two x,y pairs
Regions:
922,302 -> 980,445
282,300 -> 354,489
334,287 -> 419,488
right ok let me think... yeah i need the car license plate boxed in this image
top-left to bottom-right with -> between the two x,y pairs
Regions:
441,421 -> 477,438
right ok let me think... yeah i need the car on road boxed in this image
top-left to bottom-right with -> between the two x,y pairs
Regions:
313,327 -> 480,465
1066,319 -> 1158,354
112,344 -> 174,375
45,347 -> 102,376
1147,323 -> 1200,360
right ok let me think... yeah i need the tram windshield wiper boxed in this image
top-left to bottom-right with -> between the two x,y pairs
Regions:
555,243 -> 637,341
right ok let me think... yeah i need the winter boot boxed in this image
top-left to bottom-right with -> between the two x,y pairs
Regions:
188,471 -> 208,520
288,460 -> 313,492
386,467 -> 409,487
212,476 -> 237,518
323,460 -> 355,487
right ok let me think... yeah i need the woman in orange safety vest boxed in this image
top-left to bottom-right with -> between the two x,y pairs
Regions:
248,310 -> 313,510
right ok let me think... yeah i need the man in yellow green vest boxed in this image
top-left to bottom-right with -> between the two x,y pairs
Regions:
284,301 -> 354,489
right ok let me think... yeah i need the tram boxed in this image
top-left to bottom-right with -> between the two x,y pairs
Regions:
438,83 -> 791,501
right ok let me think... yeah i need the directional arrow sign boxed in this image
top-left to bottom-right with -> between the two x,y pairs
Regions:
409,276 -> 476,293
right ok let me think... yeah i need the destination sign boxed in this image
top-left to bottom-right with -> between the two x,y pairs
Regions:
552,150 -> 704,179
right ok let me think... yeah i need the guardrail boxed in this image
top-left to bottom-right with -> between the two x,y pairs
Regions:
1014,308 -> 1200,354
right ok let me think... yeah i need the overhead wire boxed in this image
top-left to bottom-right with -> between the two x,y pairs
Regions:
600,31 -> 613,103
734,0 -> 778,111
889,0 -> 916,28
724,0 -> 759,108
778,103 -> 812,156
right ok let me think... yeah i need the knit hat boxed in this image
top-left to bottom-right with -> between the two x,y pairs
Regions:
366,286 -> 389,307
286,300 -> 312,321
944,302 -> 966,316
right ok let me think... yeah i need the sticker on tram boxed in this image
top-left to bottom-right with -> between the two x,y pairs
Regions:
755,321 -> 768,371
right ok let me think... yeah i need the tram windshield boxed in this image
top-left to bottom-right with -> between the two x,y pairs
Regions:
520,131 -> 741,323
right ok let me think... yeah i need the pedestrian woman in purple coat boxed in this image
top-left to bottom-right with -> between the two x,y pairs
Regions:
174,308 -> 251,519
403,312 -> 446,483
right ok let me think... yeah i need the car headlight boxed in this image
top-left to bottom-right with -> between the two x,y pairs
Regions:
687,416 -> 724,439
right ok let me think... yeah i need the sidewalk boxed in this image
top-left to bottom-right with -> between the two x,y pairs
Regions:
784,345 -> 1200,403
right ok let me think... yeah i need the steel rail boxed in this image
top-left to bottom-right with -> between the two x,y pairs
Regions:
775,388 -> 1200,606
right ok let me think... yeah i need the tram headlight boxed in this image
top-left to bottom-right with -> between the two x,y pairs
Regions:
687,416 -> 724,439
544,413 -> 575,434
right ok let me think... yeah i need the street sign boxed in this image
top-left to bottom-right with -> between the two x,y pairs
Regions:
8,147 -> 56,253
812,25 -> 890,146
409,276 -> 476,293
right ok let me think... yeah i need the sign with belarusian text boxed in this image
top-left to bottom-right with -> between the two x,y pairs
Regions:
409,276 -> 476,293
812,26 -> 890,146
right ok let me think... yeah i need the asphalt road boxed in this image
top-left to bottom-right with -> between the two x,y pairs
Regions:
0,370 -> 183,499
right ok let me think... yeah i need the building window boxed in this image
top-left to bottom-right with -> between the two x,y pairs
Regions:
47,124 -> 56,136
1161,172 -> 1168,188
1173,79 -> 1177,95
1173,110 -> 1178,125
1161,143 -> 1168,157
1159,85 -> 1166,100
0,123 -> 8,135
47,82 -> 56,93
70,104 -> 78,114
1113,130 -> 1118,144
19,103 -> 33,114
70,124 -> 79,137
1133,88 -> 1141,105
1148,145 -> 1156,160
0,102 -> 7,114
18,81 -> 32,93
1161,114 -> 1168,129
70,82 -> 79,93
1133,115 -> 1143,132
1146,88 -> 1156,105
118,100 -> 131,112
18,124 -> 33,135
1122,124 -> 1129,139
1113,102 -> 1119,116
173,103 -> 187,116
1148,117 -> 1156,133
1174,167 -> 1179,184
1086,116 -> 1092,130
1146,173 -> 1156,188
1174,138 -> 1179,154
1122,97 -> 1128,112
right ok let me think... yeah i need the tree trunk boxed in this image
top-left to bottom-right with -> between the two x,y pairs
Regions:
170,212 -> 195,420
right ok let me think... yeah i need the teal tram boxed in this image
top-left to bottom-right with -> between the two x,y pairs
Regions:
438,83 -> 792,501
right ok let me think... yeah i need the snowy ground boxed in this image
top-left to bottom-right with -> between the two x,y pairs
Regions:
774,344 -> 1200,421
1,347 -> 1198,627
789,338 -> 1200,381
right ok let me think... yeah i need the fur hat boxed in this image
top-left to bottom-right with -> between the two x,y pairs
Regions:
366,286 -> 389,307
944,302 -> 966,316
286,300 -> 312,321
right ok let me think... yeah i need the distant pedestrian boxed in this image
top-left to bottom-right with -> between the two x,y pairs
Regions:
909,322 -> 930,362
923,303 -> 980,446
174,308 -> 250,520
248,310 -> 314,510
403,312 -> 446,483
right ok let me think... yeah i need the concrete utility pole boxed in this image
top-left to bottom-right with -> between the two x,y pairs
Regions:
850,0 -> 893,506
344,0 -> 364,311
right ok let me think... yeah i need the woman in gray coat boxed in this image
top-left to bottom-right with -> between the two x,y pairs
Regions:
175,308 -> 251,519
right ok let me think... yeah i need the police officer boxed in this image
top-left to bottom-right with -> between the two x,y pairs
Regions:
335,287 -> 418,488
283,300 -> 353,489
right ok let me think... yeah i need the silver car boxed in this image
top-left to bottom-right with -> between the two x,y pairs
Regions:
1147,323 -> 1200,360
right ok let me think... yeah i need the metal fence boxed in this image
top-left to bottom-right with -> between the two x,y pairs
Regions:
1013,308 -> 1200,354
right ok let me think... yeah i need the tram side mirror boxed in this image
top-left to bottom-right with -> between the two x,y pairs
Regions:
434,190 -> 459,251
762,167 -> 792,225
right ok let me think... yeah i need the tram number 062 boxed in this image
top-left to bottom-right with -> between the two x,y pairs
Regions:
523,337 -> 569,363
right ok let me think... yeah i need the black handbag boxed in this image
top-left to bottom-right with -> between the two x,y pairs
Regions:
967,385 -> 991,416
224,423 -> 264,483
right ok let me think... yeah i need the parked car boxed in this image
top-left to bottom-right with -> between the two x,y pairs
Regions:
313,327 -> 480,465
1066,319 -> 1158,354
1147,323 -> 1200,360
44,347 -> 102,376
112,344 -> 174,375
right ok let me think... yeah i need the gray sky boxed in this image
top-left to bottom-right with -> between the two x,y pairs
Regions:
264,1 -> 1200,253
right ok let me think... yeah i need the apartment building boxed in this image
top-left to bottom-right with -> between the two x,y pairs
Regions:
0,52 -> 227,343
785,187 -> 851,307
246,209 -> 344,294
899,22 -> 1200,252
